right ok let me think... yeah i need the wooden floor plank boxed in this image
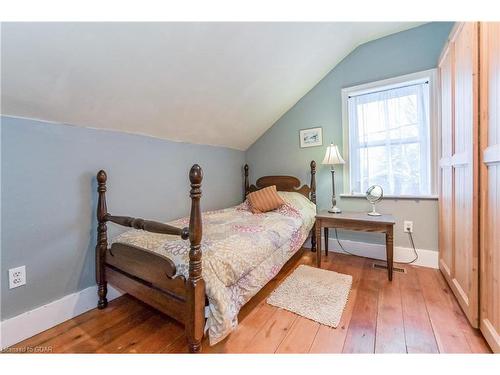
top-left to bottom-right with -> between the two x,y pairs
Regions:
416,267 -> 473,353
63,305 -> 155,353
432,269 -> 491,353
204,301 -> 277,353
97,314 -> 184,353
308,254 -> 365,353
242,308 -> 298,353
275,317 -> 319,353
375,272 -> 406,353
132,320 -> 185,353
460,324 -> 492,354
29,296 -> 144,353
342,258 -> 382,353
399,265 -> 439,353
7,250 -> 492,354
165,334 -> 190,353
11,295 -> 132,349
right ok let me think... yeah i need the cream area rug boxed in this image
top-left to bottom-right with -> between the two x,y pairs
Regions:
267,265 -> 352,328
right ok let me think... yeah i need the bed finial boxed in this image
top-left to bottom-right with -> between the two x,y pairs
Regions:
188,163 -> 202,252
187,164 -> 205,353
244,164 -> 249,200
96,170 -> 108,222
97,169 -> 107,183
96,169 -> 109,309
189,164 -> 203,186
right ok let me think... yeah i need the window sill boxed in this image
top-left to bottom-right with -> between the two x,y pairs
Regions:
340,193 -> 439,201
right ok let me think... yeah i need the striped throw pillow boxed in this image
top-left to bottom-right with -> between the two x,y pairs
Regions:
247,185 -> 285,213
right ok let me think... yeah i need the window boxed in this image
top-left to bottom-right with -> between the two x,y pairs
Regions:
342,70 -> 437,197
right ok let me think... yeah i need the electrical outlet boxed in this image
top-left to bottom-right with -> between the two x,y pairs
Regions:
404,221 -> 413,233
9,266 -> 26,289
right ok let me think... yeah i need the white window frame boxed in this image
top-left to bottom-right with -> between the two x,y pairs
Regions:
341,69 -> 439,199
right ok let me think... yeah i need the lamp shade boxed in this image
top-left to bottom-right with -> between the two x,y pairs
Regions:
322,143 -> 345,165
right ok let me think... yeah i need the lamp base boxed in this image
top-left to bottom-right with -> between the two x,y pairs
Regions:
328,206 -> 342,214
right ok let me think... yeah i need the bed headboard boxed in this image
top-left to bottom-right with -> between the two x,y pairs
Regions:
243,161 -> 316,204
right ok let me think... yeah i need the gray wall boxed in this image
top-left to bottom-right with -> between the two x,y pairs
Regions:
246,22 -> 454,251
1,116 -> 245,320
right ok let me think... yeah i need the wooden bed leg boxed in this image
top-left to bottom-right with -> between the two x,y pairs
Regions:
186,164 -> 205,353
311,225 -> 317,253
96,170 -> 109,309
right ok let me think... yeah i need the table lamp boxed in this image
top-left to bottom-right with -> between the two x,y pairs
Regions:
322,143 -> 345,213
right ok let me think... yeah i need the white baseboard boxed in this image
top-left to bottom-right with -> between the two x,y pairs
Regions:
0,285 -> 123,349
305,236 -> 438,269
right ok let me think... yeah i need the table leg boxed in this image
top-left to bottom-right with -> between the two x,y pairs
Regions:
324,227 -> 329,256
386,227 -> 394,281
316,222 -> 322,268
310,224 -> 316,253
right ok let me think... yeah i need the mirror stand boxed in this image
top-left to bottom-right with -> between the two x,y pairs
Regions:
368,202 -> 382,216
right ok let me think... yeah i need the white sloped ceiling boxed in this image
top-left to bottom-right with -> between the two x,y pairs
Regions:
1,22 -> 423,150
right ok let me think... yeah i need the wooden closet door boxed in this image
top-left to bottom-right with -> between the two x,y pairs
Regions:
438,43 -> 455,281
451,22 -> 479,327
479,22 -> 500,353
439,23 -> 480,327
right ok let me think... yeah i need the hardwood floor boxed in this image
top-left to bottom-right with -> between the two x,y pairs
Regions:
9,250 -> 491,354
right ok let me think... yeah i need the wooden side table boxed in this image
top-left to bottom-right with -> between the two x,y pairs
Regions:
315,210 -> 396,281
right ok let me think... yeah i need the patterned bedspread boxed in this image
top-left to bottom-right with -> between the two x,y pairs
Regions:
112,191 -> 316,345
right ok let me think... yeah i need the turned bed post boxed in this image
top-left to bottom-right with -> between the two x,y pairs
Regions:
244,164 -> 249,200
310,160 -> 316,204
96,170 -> 109,309
186,164 -> 205,353
310,160 -> 317,252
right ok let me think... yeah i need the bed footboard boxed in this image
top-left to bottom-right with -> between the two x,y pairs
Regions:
94,165 -> 205,353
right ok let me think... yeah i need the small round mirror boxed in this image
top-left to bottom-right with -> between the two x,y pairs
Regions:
366,185 -> 383,216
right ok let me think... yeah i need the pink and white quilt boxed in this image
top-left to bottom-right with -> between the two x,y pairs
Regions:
112,191 -> 316,345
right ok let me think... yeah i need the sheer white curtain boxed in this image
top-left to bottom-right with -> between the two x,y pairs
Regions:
348,82 -> 430,195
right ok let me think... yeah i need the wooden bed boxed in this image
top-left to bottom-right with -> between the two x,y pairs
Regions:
94,161 -> 316,353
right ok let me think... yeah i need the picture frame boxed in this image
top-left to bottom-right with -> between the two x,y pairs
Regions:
299,127 -> 323,148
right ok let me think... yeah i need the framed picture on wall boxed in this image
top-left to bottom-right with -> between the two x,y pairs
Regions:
299,127 -> 323,148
